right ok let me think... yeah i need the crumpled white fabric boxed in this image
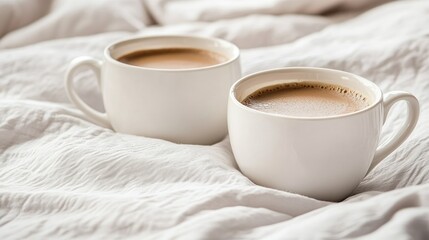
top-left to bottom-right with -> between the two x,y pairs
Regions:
0,0 -> 387,49
1,0 -> 428,239
144,0 -> 391,24
0,0 -> 151,49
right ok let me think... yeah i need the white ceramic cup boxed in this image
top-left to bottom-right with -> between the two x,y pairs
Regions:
228,67 -> 419,201
65,35 -> 241,144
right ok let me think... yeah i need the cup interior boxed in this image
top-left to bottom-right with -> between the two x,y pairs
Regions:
106,35 -> 239,70
231,67 -> 382,118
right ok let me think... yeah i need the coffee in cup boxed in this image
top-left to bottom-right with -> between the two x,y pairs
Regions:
242,82 -> 370,117
228,67 -> 419,201
117,48 -> 228,70
65,35 -> 241,144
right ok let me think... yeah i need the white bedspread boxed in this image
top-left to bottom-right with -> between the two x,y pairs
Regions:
1,0 -> 428,239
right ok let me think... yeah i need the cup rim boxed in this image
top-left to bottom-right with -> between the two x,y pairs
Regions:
230,67 -> 383,120
104,34 -> 240,72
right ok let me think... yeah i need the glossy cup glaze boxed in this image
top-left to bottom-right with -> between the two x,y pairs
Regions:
228,67 -> 419,201
65,35 -> 241,144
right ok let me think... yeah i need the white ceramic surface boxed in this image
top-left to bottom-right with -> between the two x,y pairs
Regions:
228,67 -> 419,201
65,35 -> 241,144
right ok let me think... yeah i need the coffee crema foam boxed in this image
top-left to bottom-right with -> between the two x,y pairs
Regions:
242,82 -> 370,117
117,48 -> 227,69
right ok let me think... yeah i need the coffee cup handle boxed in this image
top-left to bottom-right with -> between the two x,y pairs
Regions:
65,56 -> 112,128
367,91 -> 419,174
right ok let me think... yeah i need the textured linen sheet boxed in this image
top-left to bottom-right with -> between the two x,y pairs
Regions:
0,0 -> 428,239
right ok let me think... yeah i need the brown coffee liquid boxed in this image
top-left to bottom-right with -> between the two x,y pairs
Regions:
117,48 -> 227,69
242,82 -> 369,117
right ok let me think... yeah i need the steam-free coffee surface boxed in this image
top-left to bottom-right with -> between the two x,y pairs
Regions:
118,48 -> 227,69
242,82 -> 369,117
